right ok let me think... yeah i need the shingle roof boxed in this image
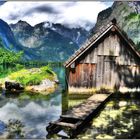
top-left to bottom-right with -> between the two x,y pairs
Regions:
64,18 -> 140,68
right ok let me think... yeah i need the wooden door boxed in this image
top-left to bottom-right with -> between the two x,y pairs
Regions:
69,63 -> 96,88
96,56 -> 115,88
81,63 -> 96,88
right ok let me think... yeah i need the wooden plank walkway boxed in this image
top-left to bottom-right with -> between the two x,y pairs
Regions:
46,93 -> 112,138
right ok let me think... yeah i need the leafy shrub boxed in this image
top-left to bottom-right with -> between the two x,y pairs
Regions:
16,75 -> 42,86
8,65 -> 55,86
125,12 -> 140,21
41,65 -> 54,75
15,64 -> 24,70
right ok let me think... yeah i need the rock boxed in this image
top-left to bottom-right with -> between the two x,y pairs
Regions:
92,1 -> 140,49
27,79 -> 57,92
41,79 -> 55,87
54,76 -> 59,84
29,68 -> 41,73
5,81 -> 24,91
54,79 -> 59,84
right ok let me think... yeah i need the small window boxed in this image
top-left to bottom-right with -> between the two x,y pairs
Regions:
70,62 -> 75,69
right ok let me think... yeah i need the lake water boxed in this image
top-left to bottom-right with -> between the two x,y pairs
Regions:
77,95 -> 140,139
0,66 -> 139,139
0,66 -> 89,139
0,89 -> 62,138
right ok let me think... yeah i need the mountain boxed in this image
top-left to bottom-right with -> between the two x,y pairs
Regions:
10,21 -> 89,61
92,1 -> 140,50
0,19 -> 21,51
2,2 -> 140,62
0,19 -> 39,60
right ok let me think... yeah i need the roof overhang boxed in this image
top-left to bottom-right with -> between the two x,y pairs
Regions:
64,20 -> 140,68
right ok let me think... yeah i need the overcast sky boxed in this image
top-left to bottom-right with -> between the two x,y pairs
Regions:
0,1 -> 113,30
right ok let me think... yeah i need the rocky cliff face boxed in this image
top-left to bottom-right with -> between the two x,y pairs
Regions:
0,19 -> 21,51
92,1 -> 140,50
0,19 -> 38,59
10,21 -> 89,61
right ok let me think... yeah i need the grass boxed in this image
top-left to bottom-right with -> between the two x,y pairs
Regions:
7,65 -> 56,86
69,86 -> 113,94
125,12 -> 140,21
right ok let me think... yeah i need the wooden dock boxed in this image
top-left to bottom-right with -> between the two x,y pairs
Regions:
46,93 -> 112,138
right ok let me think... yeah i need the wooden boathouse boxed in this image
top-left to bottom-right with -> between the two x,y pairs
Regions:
64,19 -> 140,92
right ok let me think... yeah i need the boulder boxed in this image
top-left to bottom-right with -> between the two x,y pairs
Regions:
54,76 -> 59,84
5,81 -> 24,91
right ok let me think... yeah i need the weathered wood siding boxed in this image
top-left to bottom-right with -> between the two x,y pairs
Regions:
79,32 -> 139,65
69,63 -> 96,88
67,30 -> 140,90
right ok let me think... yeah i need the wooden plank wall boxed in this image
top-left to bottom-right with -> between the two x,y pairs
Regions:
69,63 -> 96,88
79,32 -> 139,66
114,65 -> 140,88
67,31 -> 140,90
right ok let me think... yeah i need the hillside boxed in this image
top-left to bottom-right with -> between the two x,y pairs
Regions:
10,21 -> 89,61
0,19 -> 40,60
92,1 -> 140,51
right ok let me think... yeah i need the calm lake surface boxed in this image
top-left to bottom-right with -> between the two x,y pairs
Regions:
0,66 -> 139,139
0,66 -> 89,138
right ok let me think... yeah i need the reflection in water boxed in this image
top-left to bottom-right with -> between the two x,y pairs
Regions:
77,96 -> 140,139
1,66 -> 139,139
0,66 -> 65,138
0,66 -> 88,139
0,120 -> 6,134
62,90 -> 68,114
0,90 -> 62,138
6,119 -> 25,138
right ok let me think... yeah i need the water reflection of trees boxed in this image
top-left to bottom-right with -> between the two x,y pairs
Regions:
6,119 -> 25,139
95,96 -> 140,139
0,119 -> 25,139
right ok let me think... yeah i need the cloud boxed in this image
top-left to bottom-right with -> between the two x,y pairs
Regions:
0,1 -> 6,6
8,13 -> 20,20
0,1 -> 113,29
24,5 -> 59,16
